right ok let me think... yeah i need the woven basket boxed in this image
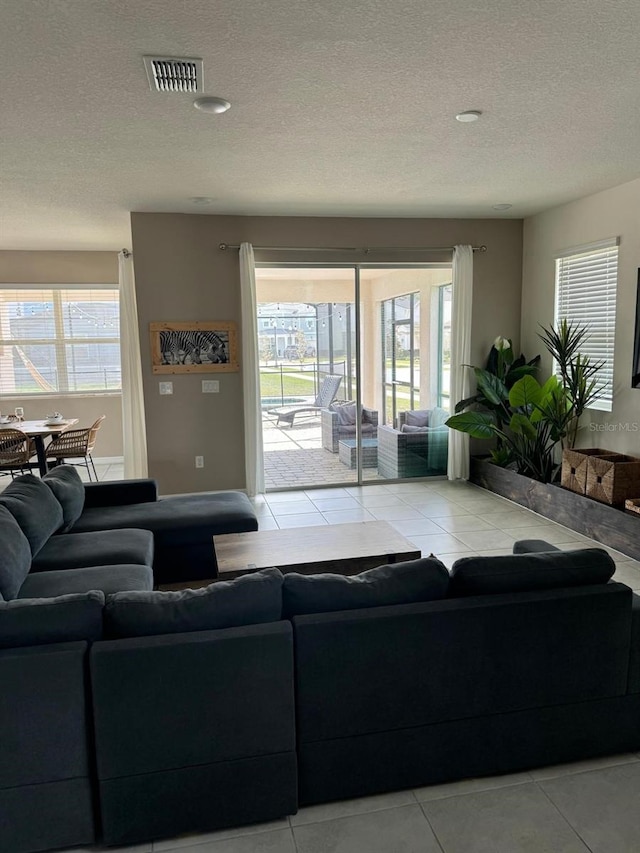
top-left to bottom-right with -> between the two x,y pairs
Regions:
586,453 -> 640,506
625,498 -> 640,516
561,448 -> 611,494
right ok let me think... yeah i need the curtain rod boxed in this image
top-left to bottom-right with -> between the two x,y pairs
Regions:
218,243 -> 487,253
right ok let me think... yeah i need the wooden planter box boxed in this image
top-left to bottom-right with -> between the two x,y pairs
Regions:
469,456 -> 640,561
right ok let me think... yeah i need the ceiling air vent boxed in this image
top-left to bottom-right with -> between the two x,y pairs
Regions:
143,56 -> 204,92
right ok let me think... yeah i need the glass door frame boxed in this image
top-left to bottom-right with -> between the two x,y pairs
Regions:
256,261 -> 448,488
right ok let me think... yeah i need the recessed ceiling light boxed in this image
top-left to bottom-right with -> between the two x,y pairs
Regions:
455,110 -> 482,122
193,96 -> 231,114
492,203 -> 513,211
190,197 -> 215,205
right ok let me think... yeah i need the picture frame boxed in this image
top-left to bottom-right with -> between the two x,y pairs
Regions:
633,269 -> 640,389
150,321 -> 239,374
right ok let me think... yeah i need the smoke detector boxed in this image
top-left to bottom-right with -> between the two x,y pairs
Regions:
143,56 -> 204,92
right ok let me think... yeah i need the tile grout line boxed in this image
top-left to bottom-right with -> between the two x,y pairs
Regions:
534,780 -> 597,853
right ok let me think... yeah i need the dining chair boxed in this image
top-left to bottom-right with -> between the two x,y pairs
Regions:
45,415 -> 106,481
0,428 -> 36,479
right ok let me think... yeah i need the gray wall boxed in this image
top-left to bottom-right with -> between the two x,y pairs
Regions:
522,177 -> 640,454
131,213 -> 523,494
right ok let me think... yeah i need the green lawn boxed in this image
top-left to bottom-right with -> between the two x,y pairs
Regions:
259,370 -> 317,398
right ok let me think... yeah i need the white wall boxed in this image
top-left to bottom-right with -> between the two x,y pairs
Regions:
522,178 -> 640,454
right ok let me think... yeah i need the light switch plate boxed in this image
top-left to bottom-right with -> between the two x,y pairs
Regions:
159,381 -> 173,395
202,380 -> 220,393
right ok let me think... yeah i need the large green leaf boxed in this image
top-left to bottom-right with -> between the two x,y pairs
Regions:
509,412 -> 537,439
474,368 -> 508,405
445,412 -> 496,439
509,374 -> 542,408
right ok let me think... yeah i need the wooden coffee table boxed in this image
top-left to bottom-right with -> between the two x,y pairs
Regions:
213,520 -> 421,580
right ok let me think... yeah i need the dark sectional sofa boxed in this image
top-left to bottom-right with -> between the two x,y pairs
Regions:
2,487 -> 640,852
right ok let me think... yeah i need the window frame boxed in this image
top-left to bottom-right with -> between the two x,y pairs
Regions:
0,284 -> 121,397
554,238 -> 619,413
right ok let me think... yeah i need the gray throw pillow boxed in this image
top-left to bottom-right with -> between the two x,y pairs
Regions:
0,474 -> 63,556
449,548 -> 615,597
104,567 -> 284,639
0,590 -> 105,648
0,505 -> 32,600
333,403 -> 357,426
405,409 -> 430,427
401,424 -> 428,433
43,465 -> 85,532
282,557 -> 450,617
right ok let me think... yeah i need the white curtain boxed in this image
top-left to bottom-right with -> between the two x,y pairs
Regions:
447,245 -> 474,480
239,243 -> 265,496
118,251 -> 148,478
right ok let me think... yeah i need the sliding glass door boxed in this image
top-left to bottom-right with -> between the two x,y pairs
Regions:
255,265 -> 451,490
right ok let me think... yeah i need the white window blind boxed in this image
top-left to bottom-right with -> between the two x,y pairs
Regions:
554,238 -> 619,412
0,287 -> 121,396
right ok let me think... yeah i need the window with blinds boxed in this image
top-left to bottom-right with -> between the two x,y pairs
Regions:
0,287 -> 121,396
554,238 -> 619,412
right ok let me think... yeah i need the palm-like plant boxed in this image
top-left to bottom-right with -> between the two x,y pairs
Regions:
538,320 -> 604,448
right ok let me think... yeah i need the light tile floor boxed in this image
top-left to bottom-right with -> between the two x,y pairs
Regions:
50,479 -> 640,852
0,457 -> 124,492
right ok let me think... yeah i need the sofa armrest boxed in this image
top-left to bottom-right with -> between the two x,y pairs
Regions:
321,408 -> 339,452
363,407 -> 378,426
83,479 -> 158,508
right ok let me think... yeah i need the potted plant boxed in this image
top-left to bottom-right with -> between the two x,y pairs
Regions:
446,322 -> 604,484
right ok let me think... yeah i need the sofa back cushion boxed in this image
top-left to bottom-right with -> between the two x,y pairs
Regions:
0,590 -> 105,648
405,409 -> 430,427
43,465 -> 85,532
449,548 -> 615,597
282,557 -> 449,617
0,505 -> 32,600
0,475 -> 63,556
104,567 -> 284,639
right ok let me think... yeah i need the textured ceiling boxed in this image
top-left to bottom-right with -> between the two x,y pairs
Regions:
1,0 -> 639,250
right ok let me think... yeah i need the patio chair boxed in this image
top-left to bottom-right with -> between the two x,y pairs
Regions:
0,428 -> 35,479
45,415 -> 106,481
321,402 -> 379,453
377,407 -> 449,478
270,374 -> 343,426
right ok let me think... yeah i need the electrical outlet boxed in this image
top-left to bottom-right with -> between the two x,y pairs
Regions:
202,380 -> 219,393
159,381 -> 173,395
195,455 -> 204,468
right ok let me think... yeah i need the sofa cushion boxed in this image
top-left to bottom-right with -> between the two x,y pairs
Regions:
401,424 -> 428,433
0,505 -> 32,601
0,474 -> 63,556
405,409 -> 430,427
19,564 -> 154,598
69,491 -> 258,546
449,548 -> 615,597
42,465 -> 85,532
32,529 -> 154,573
282,557 -> 450,617
104,567 -> 284,639
0,590 -> 104,648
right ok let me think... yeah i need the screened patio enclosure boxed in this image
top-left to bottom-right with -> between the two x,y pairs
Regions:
256,266 -> 452,490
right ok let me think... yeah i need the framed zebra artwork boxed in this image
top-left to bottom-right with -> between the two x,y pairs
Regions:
150,321 -> 239,373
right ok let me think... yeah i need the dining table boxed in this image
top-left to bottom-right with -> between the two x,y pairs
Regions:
8,418 -> 80,477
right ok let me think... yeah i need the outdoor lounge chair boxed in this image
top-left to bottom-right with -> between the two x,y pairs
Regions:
270,374 -> 342,426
